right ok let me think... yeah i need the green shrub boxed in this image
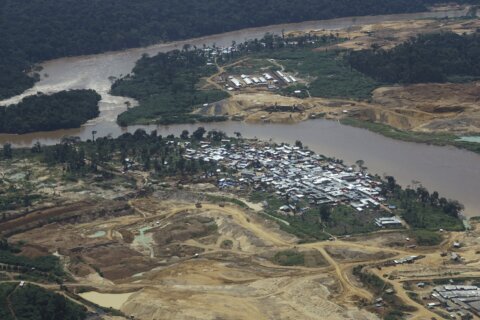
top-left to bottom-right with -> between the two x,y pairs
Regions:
273,250 -> 305,266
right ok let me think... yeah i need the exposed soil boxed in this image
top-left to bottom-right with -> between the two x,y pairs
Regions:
5,189 -> 480,320
370,82 -> 480,133
325,246 -> 396,262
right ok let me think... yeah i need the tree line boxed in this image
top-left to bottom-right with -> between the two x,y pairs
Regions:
347,32 -> 480,84
0,0 -> 475,99
0,90 -> 101,134
37,127 -> 228,179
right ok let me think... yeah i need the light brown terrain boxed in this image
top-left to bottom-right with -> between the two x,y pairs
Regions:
3,181 -> 480,320
370,83 -> 480,133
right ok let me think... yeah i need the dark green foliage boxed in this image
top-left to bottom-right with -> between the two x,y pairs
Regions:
249,191 -> 330,241
0,90 -> 101,134
325,205 -> 380,235
273,250 -> 305,266
40,128 -> 224,178
0,0 -> 474,99
204,195 -> 248,208
348,32 -> 480,84
410,229 -> 442,246
381,178 -> 464,231
2,143 -> 12,159
352,265 -> 386,294
0,282 -> 16,320
0,241 -> 64,276
0,283 -> 86,320
112,50 -> 229,125
42,142 -> 90,175
384,310 -> 406,320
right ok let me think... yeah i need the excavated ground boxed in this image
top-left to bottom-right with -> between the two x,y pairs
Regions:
4,187 -> 480,320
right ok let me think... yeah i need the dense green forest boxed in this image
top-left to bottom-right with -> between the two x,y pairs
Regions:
0,90 -> 101,134
348,32 -> 480,83
112,50 -> 229,125
0,283 -> 86,320
0,0 -> 474,99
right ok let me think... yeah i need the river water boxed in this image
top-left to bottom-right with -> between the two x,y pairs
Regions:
0,8 -> 478,217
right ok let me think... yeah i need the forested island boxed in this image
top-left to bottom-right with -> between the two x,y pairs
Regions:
112,50 -> 228,125
348,32 -> 480,83
0,90 -> 101,134
0,0 -> 475,99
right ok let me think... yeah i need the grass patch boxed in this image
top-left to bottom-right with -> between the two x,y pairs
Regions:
255,48 -> 380,100
324,205 -> 381,235
251,192 -> 381,241
273,250 -> 305,266
250,191 -> 329,241
409,229 -> 442,246
220,239 -> 233,249
225,58 -> 276,75
204,195 -> 248,208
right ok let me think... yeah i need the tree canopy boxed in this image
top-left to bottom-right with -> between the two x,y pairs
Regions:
0,283 -> 86,320
0,90 -> 101,134
348,32 -> 480,84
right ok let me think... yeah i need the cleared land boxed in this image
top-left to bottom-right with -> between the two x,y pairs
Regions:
1,182 -> 478,319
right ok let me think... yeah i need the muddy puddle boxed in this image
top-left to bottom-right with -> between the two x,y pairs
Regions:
88,230 -> 107,238
79,291 -> 135,309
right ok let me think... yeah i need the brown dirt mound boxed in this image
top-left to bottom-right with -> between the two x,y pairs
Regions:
325,246 -> 395,262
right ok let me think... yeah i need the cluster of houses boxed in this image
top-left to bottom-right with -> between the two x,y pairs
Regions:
184,141 -> 394,216
226,69 -> 298,91
431,285 -> 480,318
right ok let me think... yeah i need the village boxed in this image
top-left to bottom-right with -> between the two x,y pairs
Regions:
431,284 -> 480,318
183,139 -> 400,228
224,69 -> 300,93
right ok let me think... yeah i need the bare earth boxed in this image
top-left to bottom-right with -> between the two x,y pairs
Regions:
4,183 -> 480,320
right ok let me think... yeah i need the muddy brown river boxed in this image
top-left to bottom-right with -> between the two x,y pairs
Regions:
0,8 -> 479,217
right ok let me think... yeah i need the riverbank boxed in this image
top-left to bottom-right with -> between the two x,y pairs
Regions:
340,118 -> 480,155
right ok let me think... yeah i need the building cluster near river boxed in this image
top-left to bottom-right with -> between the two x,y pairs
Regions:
184,139 -> 398,222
